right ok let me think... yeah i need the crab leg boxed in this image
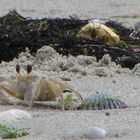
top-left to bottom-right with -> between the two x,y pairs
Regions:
24,85 -> 36,108
0,90 -> 17,105
23,77 -> 48,108
0,90 -> 26,105
46,79 -> 83,101
45,79 -> 83,109
44,79 -> 64,109
65,87 -> 83,101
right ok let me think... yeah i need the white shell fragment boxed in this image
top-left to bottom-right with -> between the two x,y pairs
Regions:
0,109 -> 32,121
83,127 -> 108,139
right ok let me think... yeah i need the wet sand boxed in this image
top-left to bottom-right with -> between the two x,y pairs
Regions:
0,0 -> 140,24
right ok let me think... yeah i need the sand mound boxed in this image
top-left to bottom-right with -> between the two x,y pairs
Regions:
0,46 -> 131,80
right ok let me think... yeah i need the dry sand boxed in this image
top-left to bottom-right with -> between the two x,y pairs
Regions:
0,0 -> 140,140
0,46 -> 139,140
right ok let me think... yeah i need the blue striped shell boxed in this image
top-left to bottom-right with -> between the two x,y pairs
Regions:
78,92 -> 126,110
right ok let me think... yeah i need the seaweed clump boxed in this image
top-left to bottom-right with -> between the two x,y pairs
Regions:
0,123 -> 28,139
0,10 -> 140,68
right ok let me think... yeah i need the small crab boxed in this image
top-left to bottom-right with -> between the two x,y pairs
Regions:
0,65 -> 83,109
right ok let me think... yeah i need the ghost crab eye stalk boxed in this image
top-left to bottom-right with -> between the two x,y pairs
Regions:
16,64 -> 21,81
26,65 -> 33,81
16,64 -> 20,73
26,65 -> 32,74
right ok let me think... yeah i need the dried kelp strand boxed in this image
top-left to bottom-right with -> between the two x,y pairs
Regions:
103,100 -> 110,110
111,98 -> 119,109
107,98 -> 115,109
98,102 -> 104,110
114,98 -> 123,108
78,92 -> 126,110
115,98 -> 126,108
92,103 -> 99,110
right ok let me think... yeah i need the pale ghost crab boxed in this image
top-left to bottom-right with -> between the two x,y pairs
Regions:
0,65 -> 83,109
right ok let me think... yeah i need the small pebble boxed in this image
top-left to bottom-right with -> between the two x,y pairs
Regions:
83,126 -> 108,139
0,109 -> 32,122
105,112 -> 110,116
112,80 -> 116,83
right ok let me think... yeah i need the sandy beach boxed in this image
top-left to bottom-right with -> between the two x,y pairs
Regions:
0,0 -> 140,140
0,46 -> 139,140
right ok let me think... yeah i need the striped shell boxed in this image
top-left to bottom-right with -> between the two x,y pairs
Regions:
78,92 -> 126,110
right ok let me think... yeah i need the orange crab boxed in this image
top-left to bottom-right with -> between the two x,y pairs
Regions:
0,65 -> 83,109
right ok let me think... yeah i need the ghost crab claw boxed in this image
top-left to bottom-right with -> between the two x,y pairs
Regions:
0,64 -> 83,109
